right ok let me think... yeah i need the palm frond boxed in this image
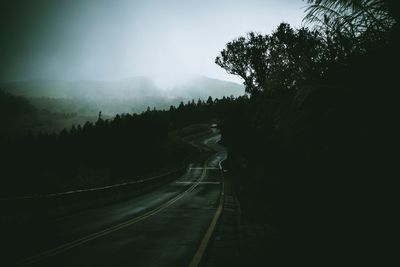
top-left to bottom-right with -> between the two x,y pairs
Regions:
303,0 -> 395,34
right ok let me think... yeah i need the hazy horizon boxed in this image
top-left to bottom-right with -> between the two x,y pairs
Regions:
0,0 -> 305,84
0,72 -> 244,85
1,74 -> 245,117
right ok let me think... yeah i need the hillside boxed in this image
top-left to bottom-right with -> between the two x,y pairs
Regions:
0,90 -> 92,138
1,75 -> 244,115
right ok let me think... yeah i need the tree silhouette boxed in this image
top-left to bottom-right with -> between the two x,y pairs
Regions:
216,23 -> 326,96
206,96 -> 214,105
304,0 -> 396,38
214,2 -> 398,263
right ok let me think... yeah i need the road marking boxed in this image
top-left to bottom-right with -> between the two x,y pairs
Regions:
189,167 -> 219,170
218,157 -> 225,170
19,165 -> 208,266
175,181 -> 220,185
189,159 -> 225,267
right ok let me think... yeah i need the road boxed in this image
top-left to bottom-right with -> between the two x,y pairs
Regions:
14,134 -> 226,267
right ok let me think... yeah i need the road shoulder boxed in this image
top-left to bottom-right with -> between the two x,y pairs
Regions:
203,169 -> 281,267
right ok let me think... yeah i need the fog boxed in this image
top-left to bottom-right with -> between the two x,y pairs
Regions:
0,0 -> 305,83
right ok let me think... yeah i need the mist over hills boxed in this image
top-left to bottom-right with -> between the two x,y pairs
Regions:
1,75 -> 244,116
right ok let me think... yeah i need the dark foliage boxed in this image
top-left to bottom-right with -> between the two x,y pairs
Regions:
0,90 -> 38,138
0,95 -> 244,196
216,2 -> 398,264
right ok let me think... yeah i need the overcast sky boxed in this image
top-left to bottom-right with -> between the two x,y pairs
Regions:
0,0 -> 306,83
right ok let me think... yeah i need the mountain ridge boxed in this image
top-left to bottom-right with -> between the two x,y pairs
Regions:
1,75 -> 244,116
0,75 -> 244,99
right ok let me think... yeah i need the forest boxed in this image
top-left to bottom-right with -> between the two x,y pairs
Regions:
215,0 -> 399,264
0,94 -> 245,196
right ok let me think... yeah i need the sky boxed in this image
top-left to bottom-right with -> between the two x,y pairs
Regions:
0,0 -> 306,83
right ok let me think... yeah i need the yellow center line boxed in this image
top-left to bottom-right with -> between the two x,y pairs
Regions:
189,159 -> 226,267
20,164 -> 208,266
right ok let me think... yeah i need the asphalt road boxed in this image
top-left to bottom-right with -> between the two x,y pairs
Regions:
15,134 -> 226,267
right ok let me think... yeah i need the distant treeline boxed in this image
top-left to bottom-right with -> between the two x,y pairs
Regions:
216,0 -> 399,265
0,95 -> 246,196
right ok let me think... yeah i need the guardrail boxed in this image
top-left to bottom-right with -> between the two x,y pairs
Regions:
0,130 -> 218,225
1,166 -> 186,201
0,163 -> 190,225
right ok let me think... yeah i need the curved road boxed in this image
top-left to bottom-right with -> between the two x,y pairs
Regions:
18,134 -> 226,267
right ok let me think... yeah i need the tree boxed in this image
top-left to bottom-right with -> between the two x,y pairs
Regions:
304,0 -> 396,37
206,96 -> 214,105
216,23 -> 326,96
215,32 -> 268,95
